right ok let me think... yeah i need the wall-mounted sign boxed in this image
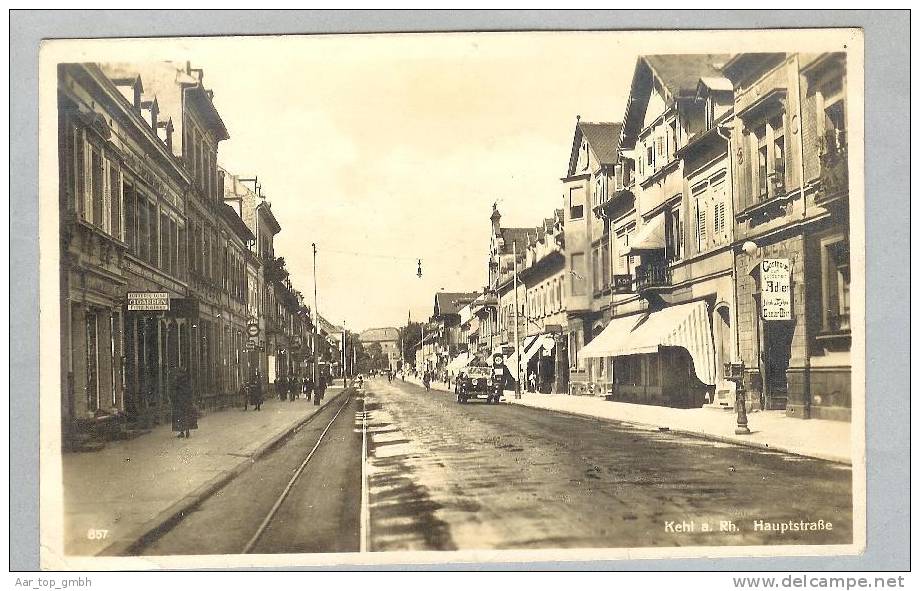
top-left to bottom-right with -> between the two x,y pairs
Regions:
127,292 -> 169,311
761,258 -> 791,321
613,274 -> 633,291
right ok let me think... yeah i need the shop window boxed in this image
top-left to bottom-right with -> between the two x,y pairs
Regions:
85,310 -> 99,411
821,237 -> 850,332
646,354 -> 660,387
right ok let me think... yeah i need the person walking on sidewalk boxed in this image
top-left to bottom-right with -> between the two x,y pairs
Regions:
251,372 -> 264,411
314,370 -> 327,406
171,367 -> 197,439
288,375 -> 298,402
303,374 -> 313,401
240,381 -> 249,411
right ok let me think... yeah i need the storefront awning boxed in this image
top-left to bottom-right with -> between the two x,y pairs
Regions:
624,212 -> 666,255
519,334 -> 555,370
578,301 -> 716,385
446,352 -> 472,372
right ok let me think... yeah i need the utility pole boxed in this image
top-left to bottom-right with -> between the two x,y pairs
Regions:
513,240 -> 522,399
342,320 -> 347,388
312,243 -> 319,392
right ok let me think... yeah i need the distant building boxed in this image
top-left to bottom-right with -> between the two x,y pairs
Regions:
358,327 -> 402,372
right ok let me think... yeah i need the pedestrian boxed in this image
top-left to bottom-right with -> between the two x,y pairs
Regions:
528,371 -> 537,393
240,381 -> 249,411
423,370 -> 431,391
276,378 -> 286,401
288,375 -> 298,401
171,367 -> 197,439
314,370 -> 327,406
303,374 -> 313,401
251,372 -> 264,411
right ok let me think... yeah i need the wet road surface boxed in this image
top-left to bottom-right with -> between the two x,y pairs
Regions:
365,378 -> 852,551
138,378 -> 852,555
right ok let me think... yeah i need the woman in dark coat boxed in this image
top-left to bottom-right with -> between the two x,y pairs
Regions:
172,368 -> 197,438
314,370 -> 327,406
250,371 -> 264,411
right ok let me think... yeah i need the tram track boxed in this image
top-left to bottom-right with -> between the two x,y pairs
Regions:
139,389 -> 366,556
241,392 -> 355,554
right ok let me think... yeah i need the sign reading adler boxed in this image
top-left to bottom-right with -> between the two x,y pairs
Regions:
127,291 -> 170,311
761,259 -> 791,320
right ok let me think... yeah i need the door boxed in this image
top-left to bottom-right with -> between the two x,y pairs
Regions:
762,319 -> 794,409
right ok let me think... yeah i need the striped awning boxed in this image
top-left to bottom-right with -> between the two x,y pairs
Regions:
578,301 -> 716,385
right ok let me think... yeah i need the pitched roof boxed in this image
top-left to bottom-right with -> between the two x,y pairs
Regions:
498,227 -> 538,254
434,291 -> 480,317
359,327 -> 400,342
578,122 -> 623,165
643,54 -> 731,100
621,54 -> 732,149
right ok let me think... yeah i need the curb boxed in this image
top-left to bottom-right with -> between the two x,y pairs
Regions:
99,389 -> 349,556
504,398 -> 851,466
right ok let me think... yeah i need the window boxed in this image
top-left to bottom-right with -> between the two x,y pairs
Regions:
601,239 -> 611,289
124,183 -> 136,252
90,148 -> 104,227
74,129 -> 86,219
109,165 -> 121,240
666,205 -> 682,261
669,120 -> 679,159
822,238 -> 850,332
85,310 -> 99,411
178,224 -> 187,280
151,205 -> 160,268
755,125 -> 768,198
646,143 -> 655,173
592,245 -> 601,292
694,183 -> 709,252
138,198 -> 150,263
820,77 -> 847,155
749,110 -> 787,201
569,186 -> 585,220
160,213 -> 170,274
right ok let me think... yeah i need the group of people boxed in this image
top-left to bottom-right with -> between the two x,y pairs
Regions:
170,369 -> 333,439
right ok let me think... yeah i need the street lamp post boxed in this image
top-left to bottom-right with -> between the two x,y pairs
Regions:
311,243 -> 319,393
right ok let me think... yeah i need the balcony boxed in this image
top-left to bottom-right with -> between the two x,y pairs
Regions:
818,142 -> 849,202
634,260 -> 672,292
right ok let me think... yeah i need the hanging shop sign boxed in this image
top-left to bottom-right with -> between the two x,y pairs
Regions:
127,292 -> 169,311
761,258 -> 792,321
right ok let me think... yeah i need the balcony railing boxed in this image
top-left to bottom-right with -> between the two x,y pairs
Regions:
634,260 -> 672,292
818,143 -> 849,200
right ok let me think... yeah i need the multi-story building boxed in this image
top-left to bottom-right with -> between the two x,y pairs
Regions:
485,206 -> 536,386
58,63 -> 195,440
723,52 -> 851,421
429,291 -> 480,375
105,61 -> 263,413
358,327 -> 402,372
580,54 -> 736,409
222,168 -> 287,386
518,209 -> 568,393
561,119 -> 622,395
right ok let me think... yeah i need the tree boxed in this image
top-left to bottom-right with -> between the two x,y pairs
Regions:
401,321 -> 424,365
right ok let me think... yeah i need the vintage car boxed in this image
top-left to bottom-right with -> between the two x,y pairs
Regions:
457,364 -> 502,404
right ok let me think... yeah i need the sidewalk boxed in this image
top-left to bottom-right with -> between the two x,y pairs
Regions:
61,388 -> 345,557
408,377 -> 851,464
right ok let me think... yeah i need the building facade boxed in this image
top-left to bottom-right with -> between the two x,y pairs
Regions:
358,327 -> 402,372
724,52 -> 851,421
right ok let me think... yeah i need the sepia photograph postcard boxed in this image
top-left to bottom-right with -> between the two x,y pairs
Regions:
37,27 -> 866,570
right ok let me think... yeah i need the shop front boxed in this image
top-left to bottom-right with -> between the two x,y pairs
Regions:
579,301 -> 717,408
